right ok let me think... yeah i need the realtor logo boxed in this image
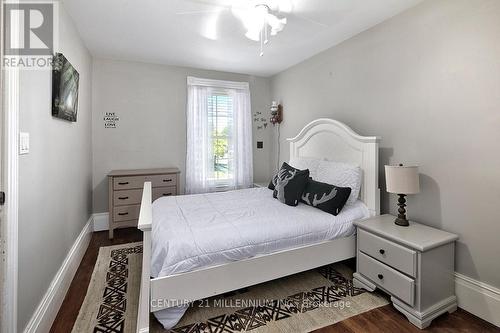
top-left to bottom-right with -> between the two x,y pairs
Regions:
4,2 -> 54,55
3,1 -> 58,69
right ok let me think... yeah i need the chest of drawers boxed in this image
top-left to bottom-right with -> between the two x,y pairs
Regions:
108,168 -> 180,238
353,214 -> 458,329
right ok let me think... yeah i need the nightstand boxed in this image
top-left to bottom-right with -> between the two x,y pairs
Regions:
353,214 -> 458,329
253,182 -> 269,188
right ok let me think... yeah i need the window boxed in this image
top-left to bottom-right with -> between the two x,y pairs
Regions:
208,93 -> 233,185
186,77 -> 253,194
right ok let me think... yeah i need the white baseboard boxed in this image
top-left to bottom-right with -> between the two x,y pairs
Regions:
92,212 -> 109,231
455,273 -> 500,327
23,216 -> 93,333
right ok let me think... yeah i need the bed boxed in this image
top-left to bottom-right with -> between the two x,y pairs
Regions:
136,118 -> 380,332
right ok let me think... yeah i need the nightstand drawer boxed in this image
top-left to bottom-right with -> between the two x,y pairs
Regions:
113,205 -> 140,222
113,189 -> 142,206
358,252 -> 415,306
152,186 -> 177,201
359,229 -> 416,277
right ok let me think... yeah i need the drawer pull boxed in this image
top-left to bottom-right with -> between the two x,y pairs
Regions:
118,212 -> 129,216
163,193 -> 173,196
118,182 -> 129,185
118,196 -> 129,200
163,179 -> 173,182
379,249 -> 385,255
377,274 -> 384,280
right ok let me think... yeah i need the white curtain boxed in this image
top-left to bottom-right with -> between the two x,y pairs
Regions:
227,88 -> 253,190
186,77 -> 253,194
186,84 -> 213,194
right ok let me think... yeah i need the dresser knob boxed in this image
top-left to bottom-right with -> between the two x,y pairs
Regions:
379,249 -> 385,255
118,196 -> 129,200
118,212 -> 129,216
163,179 -> 172,182
378,274 -> 384,280
118,182 -> 129,185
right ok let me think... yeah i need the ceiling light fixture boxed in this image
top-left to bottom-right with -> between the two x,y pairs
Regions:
244,4 -> 287,56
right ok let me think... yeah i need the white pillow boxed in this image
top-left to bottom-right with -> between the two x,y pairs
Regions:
315,160 -> 362,205
288,157 -> 321,179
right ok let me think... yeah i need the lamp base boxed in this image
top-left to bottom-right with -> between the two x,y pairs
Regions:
395,194 -> 410,227
394,217 -> 410,227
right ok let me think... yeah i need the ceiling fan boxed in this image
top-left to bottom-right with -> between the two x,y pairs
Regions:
178,0 -> 328,56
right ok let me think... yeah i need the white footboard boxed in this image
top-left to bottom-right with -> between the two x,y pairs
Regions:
149,234 -> 356,312
137,182 -> 152,333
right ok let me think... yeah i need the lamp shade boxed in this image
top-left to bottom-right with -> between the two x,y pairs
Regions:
385,165 -> 420,194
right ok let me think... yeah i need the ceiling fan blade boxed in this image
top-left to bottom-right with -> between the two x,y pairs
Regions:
291,13 -> 329,28
182,0 -> 234,8
183,0 -> 253,11
176,9 -> 226,15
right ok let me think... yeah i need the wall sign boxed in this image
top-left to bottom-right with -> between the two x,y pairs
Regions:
253,111 -> 268,130
104,112 -> 119,128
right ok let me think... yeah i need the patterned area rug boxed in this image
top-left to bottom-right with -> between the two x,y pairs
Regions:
72,242 -> 388,333
151,263 -> 389,332
72,242 -> 143,333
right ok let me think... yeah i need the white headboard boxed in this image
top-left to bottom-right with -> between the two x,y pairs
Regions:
287,118 -> 380,216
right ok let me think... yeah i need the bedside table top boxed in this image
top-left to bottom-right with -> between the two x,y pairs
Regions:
253,182 -> 269,188
355,214 -> 458,251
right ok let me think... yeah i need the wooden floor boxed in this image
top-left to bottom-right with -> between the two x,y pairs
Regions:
50,228 -> 143,333
51,228 -> 500,333
312,306 -> 500,333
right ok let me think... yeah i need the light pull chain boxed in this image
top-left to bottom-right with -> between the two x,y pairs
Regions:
260,29 -> 264,57
264,23 -> 269,45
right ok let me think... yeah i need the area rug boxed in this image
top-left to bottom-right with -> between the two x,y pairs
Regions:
151,264 -> 389,332
72,242 -> 143,333
72,242 -> 388,333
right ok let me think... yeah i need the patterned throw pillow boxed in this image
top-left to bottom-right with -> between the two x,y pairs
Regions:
301,179 -> 351,216
270,163 -> 310,206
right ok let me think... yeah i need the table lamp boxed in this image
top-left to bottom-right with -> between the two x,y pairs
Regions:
385,164 -> 420,226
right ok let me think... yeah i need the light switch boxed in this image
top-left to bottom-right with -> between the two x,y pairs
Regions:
19,132 -> 29,155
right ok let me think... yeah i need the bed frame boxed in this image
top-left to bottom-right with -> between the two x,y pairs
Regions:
136,118 -> 380,332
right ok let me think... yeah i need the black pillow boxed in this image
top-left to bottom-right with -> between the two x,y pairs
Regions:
271,163 -> 310,206
268,172 -> 278,190
268,162 -> 301,190
268,163 -> 303,190
301,179 -> 351,216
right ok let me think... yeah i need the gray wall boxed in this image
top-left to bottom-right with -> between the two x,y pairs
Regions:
270,0 -> 500,288
18,5 -> 93,330
92,59 -> 272,213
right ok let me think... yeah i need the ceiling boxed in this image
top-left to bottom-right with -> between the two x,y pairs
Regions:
64,0 -> 422,77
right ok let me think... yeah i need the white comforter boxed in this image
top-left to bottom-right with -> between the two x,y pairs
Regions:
151,187 -> 368,278
151,187 -> 369,328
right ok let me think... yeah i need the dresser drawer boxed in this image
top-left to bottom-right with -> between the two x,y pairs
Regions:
114,174 -> 177,190
113,205 -> 141,222
150,174 -> 177,188
113,176 -> 146,190
358,229 -> 416,277
358,252 -> 415,306
152,186 -> 177,201
113,189 -> 143,206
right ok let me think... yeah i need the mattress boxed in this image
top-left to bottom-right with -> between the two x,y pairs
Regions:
150,187 -> 369,329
